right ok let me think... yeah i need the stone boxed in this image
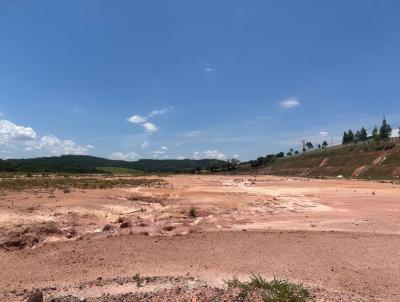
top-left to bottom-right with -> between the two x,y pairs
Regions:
27,290 -> 43,302
102,224 -> 113,231
120,221 -> 131,228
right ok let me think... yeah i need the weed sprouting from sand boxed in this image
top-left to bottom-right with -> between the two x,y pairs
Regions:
133,273 -> 144,287
225,274 -> 309,302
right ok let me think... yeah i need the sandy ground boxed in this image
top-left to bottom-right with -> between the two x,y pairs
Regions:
1,175 -> 400,301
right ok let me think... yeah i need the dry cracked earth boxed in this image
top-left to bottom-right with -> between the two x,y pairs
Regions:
1,175 -> 400,301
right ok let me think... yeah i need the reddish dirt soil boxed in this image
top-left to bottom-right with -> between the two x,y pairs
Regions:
1,175 -> 400,301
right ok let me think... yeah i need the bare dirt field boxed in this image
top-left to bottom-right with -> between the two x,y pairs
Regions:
1,175 -> 400,301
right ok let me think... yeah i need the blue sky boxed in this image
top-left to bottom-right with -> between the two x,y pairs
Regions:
1,1 -> 400,161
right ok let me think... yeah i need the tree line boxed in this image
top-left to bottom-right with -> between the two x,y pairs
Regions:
342,118 -> 396,144
248,117 -> 399,169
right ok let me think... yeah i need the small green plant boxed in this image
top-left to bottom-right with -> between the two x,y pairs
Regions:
225,274 -> 309,302
133,273 -> 144,287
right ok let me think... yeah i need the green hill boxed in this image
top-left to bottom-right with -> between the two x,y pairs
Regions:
240,140 -> 400,180
0,155 -> 223,174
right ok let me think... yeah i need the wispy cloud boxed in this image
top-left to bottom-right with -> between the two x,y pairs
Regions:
204,67 -> 216,72
279,97 -> 300,109
110,151 -> 140,161
184,130 -> 203,138
256,115 -> 276,121
153,150 -> 165,155
319,131 -> 328,137
192,150 -> 226,160
148,106 -> 174,117
249,115 -> 276,125
152,149 -> 168,159
141,141 -> 149,149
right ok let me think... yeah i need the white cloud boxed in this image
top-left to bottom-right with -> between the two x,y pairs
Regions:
110,152 -> 140,161
142,122 -> 158,133
152,150 -> 169,159
127,114 -> 158,133
128,107 -> 173,133
192,150 -> 226,160
34,135 -> 90,155
319,131 -> 328,137
141,141 -> 149,149
204,150 -> 226,160
161,146 -> 168,150
148,106 -> 174,117
177,156 -> 185,160
0,119 -> 37,143
233,154 -> 240,159
391,128 -> 399,138
279,97 -> 300,109
127,115 -> 147,124
204,67 -> 215,72
0,118 -> 92,158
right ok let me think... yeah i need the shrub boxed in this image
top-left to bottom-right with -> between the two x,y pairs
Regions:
225,274 -> 309,302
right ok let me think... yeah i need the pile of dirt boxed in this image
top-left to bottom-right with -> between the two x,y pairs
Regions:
0,222 -> 76,251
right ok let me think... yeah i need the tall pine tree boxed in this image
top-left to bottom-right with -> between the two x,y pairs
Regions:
379,118 -> 392,140
360,127 -> 368,141
355,130 -> 362,142
372,126 -> 379,141
347,129 -> 355,143
342,131 -> 348,144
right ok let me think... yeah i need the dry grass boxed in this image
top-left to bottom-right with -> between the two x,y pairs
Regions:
0,174 -> 165,191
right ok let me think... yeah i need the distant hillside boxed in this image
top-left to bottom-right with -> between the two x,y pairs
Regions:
240,140 -> 400,180
0,155 -> 223,174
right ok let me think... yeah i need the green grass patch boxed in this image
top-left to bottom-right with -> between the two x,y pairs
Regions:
225,274 -> 309,302
96,166 -> 145,175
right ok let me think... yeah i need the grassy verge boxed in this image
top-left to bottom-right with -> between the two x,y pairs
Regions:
95,166 -> 145,175
225,274 -> 309,302
0,175 -> 165,191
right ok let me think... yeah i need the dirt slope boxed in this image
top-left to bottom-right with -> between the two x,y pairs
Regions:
256,142 -> 400,179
